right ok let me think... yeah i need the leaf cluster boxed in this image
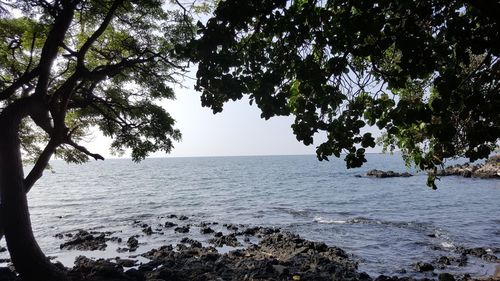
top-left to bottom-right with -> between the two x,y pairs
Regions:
0,0 -> 197,166
190,0 -> 499,187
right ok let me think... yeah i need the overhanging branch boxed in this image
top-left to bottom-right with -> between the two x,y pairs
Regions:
24,138 -> 58,193
0,67 -> 40,100
64,138 -> 104,161
77,0 -> 124,66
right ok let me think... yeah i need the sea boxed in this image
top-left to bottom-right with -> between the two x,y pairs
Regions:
1,154 -> 499,278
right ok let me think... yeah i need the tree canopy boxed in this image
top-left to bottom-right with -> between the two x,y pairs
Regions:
189,0 -> 500,188
0,0 -> 204,279
0,0 -> 197,168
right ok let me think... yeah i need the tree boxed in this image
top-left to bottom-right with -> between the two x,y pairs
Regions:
0,0 -> 198,279
189,0 -> 499,188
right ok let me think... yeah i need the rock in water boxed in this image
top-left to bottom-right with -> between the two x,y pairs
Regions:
439,273 -> 455,281
366,169 -> 413,178
59,230 -> 107,251
415,261 -> 434,272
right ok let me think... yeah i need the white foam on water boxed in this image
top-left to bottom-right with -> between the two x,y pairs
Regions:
440,241 -> 455,249
313,217 -> 347,224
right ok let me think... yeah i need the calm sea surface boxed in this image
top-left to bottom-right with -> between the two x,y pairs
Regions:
1,154 -> 499,277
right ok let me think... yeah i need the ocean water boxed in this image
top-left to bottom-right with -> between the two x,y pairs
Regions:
1,154 -> 499,277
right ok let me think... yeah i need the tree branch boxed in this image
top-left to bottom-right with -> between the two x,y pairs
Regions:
32,1 -> 77,99
0,67 -> 40,100
24,139 -> 59,193
77,0 -> 123,66
64,138 -> 104,161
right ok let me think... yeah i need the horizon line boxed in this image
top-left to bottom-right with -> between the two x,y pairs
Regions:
52,152 -> 396,161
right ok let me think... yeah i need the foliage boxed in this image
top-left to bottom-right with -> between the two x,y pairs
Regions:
0,0 -> 199,168
189,0 -> 500,188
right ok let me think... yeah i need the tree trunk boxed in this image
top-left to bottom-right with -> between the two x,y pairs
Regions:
0,114 -> 67,281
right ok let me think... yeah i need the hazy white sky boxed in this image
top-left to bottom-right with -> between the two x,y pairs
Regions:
87,73 -> 382,159
89,88 -> 319,158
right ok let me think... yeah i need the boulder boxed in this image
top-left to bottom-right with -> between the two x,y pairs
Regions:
366,169 -> 413,178
415,261 -> 434,272
164,221 -> 177,228
200,226 -> 214,234
209,234 -> 241,247
127,236 -> 139,251
174,226 -> 190,233
60,230 -> 107,251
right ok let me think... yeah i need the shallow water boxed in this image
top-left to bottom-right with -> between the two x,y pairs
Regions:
1,154 -> 499,277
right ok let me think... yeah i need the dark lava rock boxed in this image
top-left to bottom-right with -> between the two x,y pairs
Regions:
241,226 -> 281,238
434,155 -> 500,179
141,245 -> 175,261
225,223 -> 240,231
366,169 -> 413,178
115,258 -> 136,268
457,246 -> 497,262
465,247 -> 488,257
208,233 -> 242,247
136,231 -> 362,281
458,254 -> 468,266
69,256 -> 133,281
415,261 -> 434,272
124,268 -> 144,281
200,226 -> 214,234
178,215 -> 189,221
127,236 -> 139,251
239,227 -> 259,236
166,214 -> 177,219
482,254 -> 498,262
164,221 -> 177,228
174,226 -> 190,233
214,231 -> 223,237
142,226 -> 153,235
60,230 -> 107,251
109,237 -> 122,243
439,273 -> 455,281
116,247 -> 129,253
437,256 -> 452,265
180,237 -> 202,248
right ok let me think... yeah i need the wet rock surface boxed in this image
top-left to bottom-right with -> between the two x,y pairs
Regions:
1,216 -> 498,281
365,169 -> 413,178
68,232 -> 367,281
59,230 -> 108,251
415,262 -> 434,272
174,225 -> 190,233
208,233 -> 242,247
457,247 -> 498,262
434,155 -> 500,179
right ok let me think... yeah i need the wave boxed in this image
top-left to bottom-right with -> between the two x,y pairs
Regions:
440,241 -> 455,249
271,207 -> 313,218
314,215 -> 459,251
313,217 -> 347,224
314,216 -> 433,230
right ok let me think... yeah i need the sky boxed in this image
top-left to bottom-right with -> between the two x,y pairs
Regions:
89,82 -> 321,158
87,73 -> 383,159
83,5 -> 336,159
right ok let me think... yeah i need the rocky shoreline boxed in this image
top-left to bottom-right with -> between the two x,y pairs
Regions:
357,155 -> 500,180
0,216 -> 498,281
432,155 -> 500,179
